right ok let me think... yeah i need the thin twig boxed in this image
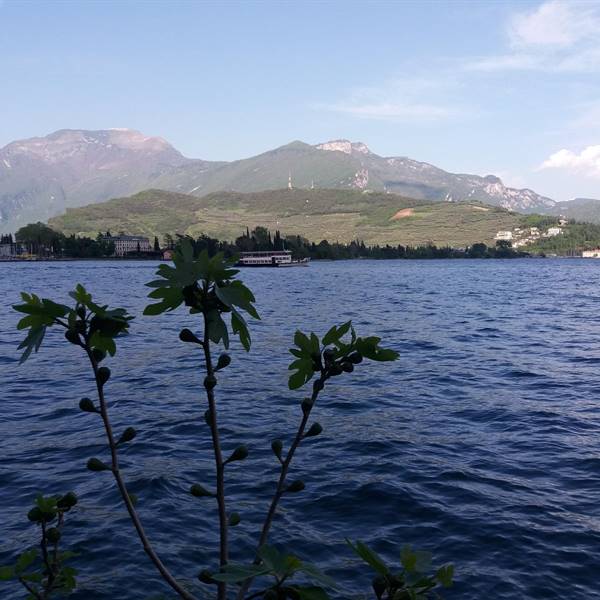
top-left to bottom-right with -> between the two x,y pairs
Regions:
18,577 -> 42,599
84,345 -> 198,600
237,374 -> 326,599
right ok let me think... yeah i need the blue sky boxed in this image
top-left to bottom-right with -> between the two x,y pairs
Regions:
1,0 -> 599,201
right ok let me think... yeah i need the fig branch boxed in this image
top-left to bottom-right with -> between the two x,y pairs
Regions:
82,341 -> 198,600
201,307 -> 229,600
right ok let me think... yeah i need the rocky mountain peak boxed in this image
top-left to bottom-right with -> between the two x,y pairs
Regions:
315,139 -> 372,155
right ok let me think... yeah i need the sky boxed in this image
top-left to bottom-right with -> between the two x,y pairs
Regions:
1,0 -> 600,201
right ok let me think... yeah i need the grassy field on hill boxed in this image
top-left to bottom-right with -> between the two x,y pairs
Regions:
49,188 -> 522,247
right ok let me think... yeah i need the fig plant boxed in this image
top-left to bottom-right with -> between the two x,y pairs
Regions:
4,239 -> 454,599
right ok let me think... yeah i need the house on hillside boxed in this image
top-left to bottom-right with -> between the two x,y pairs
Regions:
494,231 -> 513,241
546,227 -> 562,237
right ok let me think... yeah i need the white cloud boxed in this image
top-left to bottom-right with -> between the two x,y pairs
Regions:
466,0 -> 600,73
509,0 -> 598,48
540,145 -> 600,177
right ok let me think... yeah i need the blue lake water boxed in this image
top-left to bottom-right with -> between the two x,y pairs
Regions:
1,259 -> 600,599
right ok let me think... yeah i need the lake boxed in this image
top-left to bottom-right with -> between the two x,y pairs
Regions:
1,259 -> 599,599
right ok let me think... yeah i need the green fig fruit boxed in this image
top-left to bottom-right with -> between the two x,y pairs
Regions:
204,375 -> 217,391
348,351 -> 363,364
226,445 -> 248,463
91,348 -> 106,363
323,348 -> 336,364
117,427 -> 136,445
79,397 -> 97,413
228,512 -> 241,526
86,458 -> 110,472
179,328 -> 201,344
286,480 -> 305,493
341,361 -> 354,373
329,364 -> 343,376
64,330 -> 80,345
45,527 -> 61,544
57,492 -> 78,510
197,569 -> 215,585
76,305 -> 86,320
301,397 -> 314,415
190,483 -> 213,498
305,422 -> 323,438
97,367 -> 111,386
216,353 -> 231,371
27,507 -> 43,522
271,439 -> 283,459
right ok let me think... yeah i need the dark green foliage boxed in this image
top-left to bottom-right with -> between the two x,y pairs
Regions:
79,397 -> 97,413
213,545 -> 334,599
304,423 -> 323,438
286,480 -> 305,493
117,427 -> 137,445
13,283 -> 133,363
87,458 -> 110,472
144,239 -> 259,351
226,445 -> 249,463
288,321 -> 398,390
1,493 -> 78,598
190,484 -> 214,498
347,540 -> 453,599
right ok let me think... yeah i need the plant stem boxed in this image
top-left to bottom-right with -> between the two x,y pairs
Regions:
18,577 -> 42,599
237,375 -> 325,600
201,315 -> 228,600
85,347 -> 198,600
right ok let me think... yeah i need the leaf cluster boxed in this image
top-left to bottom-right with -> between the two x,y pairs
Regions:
14,284 -> 133,363
288,321 -> 399,390
1,493 -> 79,598
347,540 -> 453,600
211,545 -> 334,599
144,239 -> 259,350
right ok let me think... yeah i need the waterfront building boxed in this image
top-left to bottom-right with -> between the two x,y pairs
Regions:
582,249 -> 600,258
100,234 -> 152,257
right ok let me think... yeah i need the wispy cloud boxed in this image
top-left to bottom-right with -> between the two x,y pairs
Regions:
466,0 -> 600,73
316,76 -> 465,123
540,145 -> 600,177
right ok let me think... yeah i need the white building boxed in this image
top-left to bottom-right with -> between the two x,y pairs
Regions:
101,235 -> 152,257
582,249 -> 600,258
546,227 -> 562,237
495,231 -> 513,241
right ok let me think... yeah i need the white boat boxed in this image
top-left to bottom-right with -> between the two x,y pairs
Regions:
236,250 -> 309,267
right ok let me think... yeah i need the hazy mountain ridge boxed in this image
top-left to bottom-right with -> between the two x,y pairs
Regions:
0,129 -> 558,233
550,198 -> 600,224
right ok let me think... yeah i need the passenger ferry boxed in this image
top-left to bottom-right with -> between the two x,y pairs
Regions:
237,250 -> 309,267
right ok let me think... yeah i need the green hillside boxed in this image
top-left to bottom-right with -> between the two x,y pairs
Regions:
49,188 -> 522,247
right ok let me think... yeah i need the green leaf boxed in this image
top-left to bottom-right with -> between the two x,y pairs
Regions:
289,369 -> 310,390
294,330 -> 312,354
210,564 -> 271,583
400,546 -> 431,574
231,309 -> 251,351
291,586 -> 331,600
15,549 -> 37,574
436,564 -> 454,587
0,565 -> 15,580
346,540 -> 389,576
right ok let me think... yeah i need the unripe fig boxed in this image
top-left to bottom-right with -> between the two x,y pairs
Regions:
179,328 -> 201,344
286,480 -> 305,493
76,305 -> 86,319
75,319 -> 86,334
64,330 -> 80,345
190,483 -> 213,498
79,397 -> 97,413
341,361 -> 354,373
204,375 -> 217,391
228,512 -> 241,526
97,366 -> 111,386
198,569 -> 215,585
301,397 -> 314,415
271,439 -> 283,459
46,527 -> 61,544
117,427 -> 136,445
216,353 -> 231,370
57,492 -> 78,510
323,348 -> 336,364
313,379 -> 324,393
92,348 -> 106,363
348,351 -> 363,364
372,575 -> 387,599
226,445 -> 248,463
87,457 -> 110,472
27,507 -> 43,522
305,422 -> 323,438
329,364 -> 343,376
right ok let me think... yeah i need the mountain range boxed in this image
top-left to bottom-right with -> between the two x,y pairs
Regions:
1,128 -> 583,234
